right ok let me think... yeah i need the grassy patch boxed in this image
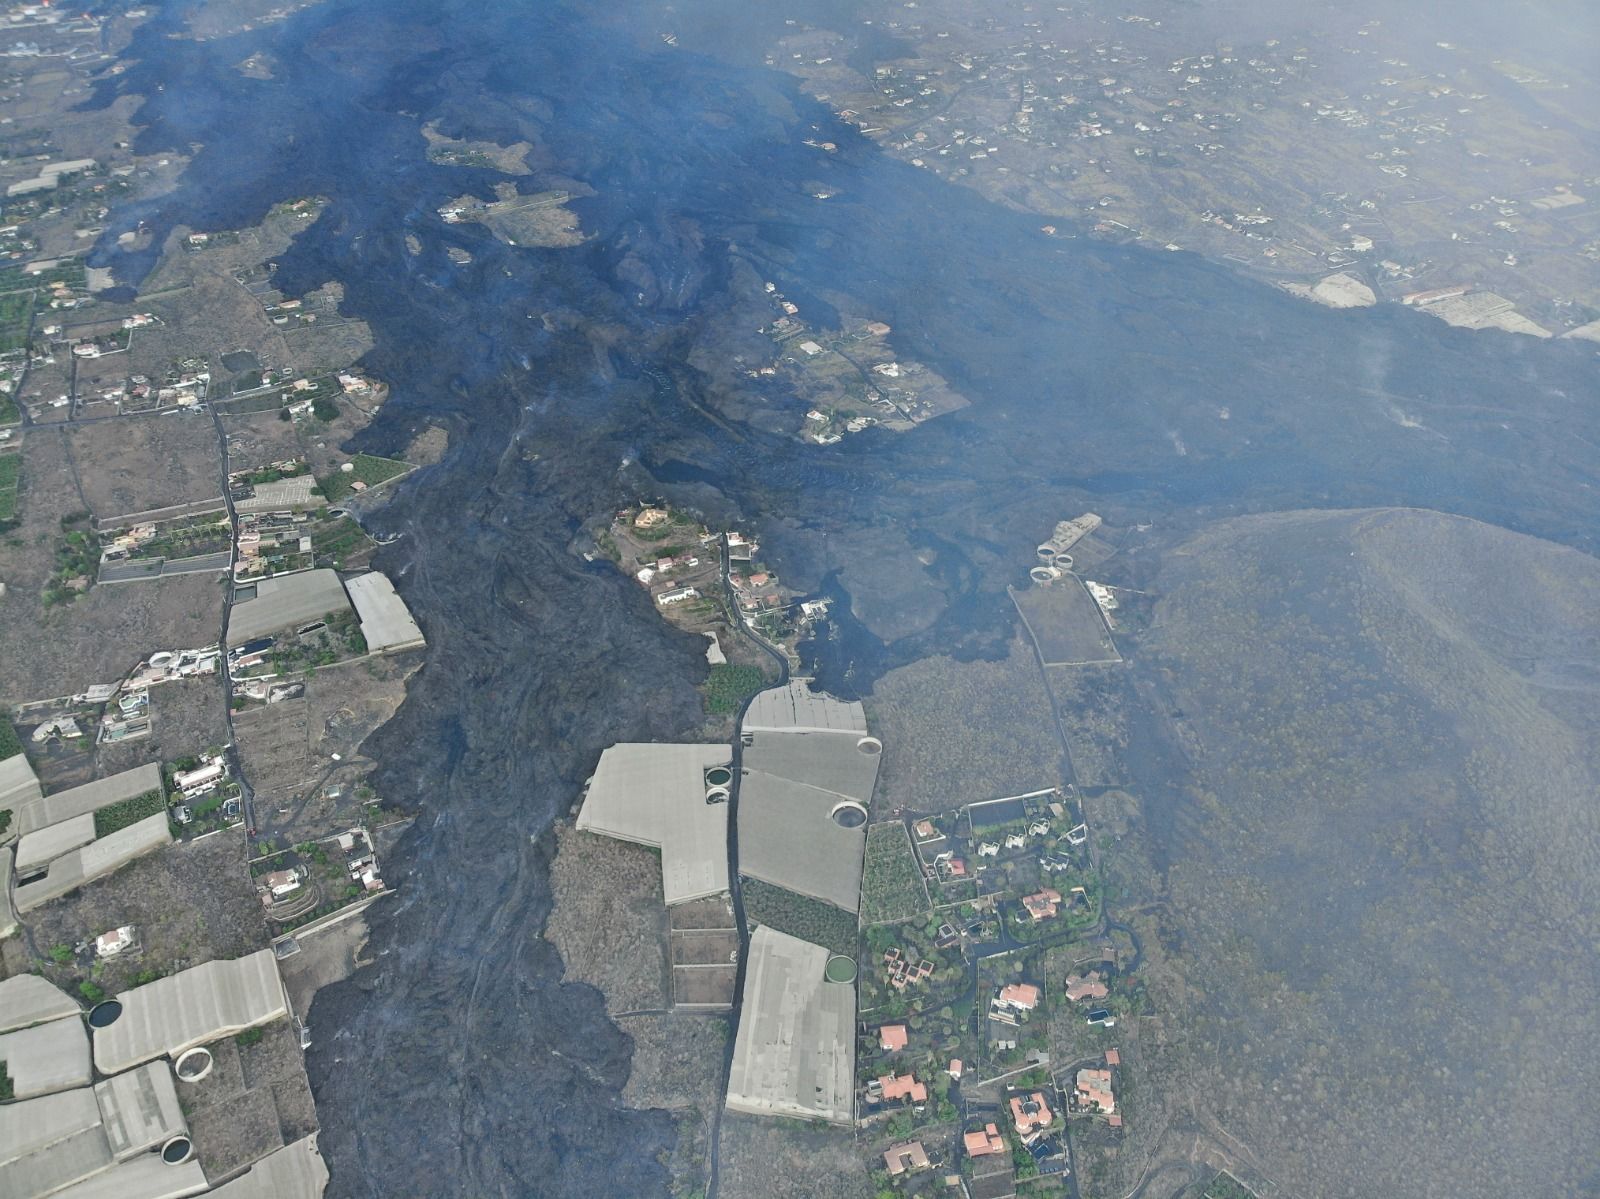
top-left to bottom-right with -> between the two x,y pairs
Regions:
0,1061 -> 11,1101
318,453 -> 411,502
0,258 -> 84,294
93,789 -> 167,838
860,822 -> 931,925
44,512 -> 98,606
234,1027 -> 265,1047
741,878 -> 857,957
1203,1173 -> 1258,1199
0,289 -> 30,355
702,663 -> 765,714
0,453 -> 19,523
0,716 -> 21,760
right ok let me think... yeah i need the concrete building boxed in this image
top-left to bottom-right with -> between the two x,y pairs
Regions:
0,750 -> 44,815
172,761 -> 224,796
14,814 -> 172,914
16,813 -> 98,872
344,571 -> 425,653
0,1016 -> 92,1099
737,681 -> 880,912
93,949 -> 289,1075
0,848 -> 14,940
576,743 -> 731,905
206,1136 -> 330,1198
225,569 -> 353,646
12,762 -> 163,836
725,926 -> 855,1125
0,975 -> 81,1033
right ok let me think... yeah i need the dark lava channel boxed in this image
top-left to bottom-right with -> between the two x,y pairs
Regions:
83,0 -> 1600,1194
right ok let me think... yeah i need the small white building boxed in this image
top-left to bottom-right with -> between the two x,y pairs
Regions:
260,868 -> 302,898
96,925 -> 138,958
174,759 -> 225,796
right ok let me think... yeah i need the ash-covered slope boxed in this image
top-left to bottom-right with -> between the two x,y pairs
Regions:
1135,508 -> 1600,1197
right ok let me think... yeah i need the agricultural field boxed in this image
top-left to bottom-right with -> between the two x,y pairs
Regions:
318,452 -> 411,502
92,788 -> 168,837
0,452 -> 18,522
0,289 -> 32,354
1011,578 -> 1120,666
701,663 -> 763,715
858,821 -> 930,925
1201,1173 -> 1257,1199
739,877 -> 856,958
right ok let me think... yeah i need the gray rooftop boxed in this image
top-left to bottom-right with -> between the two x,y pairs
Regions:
725,926 -> 855,1125
225,569 -> 352,646
94,949 -> 289,1075
0,1087 -> 101,1169
0,751 -> 44,814
345,571 -> 425,653
95,1061 -> 185,1159
0,1062 -> 185,1199
206,1136 -> 330,1198
743,731 -> 879,806
46,1154 -> 208,1199
0,1016 -> 91,1100
0,974 -> 80,1033
735,683 -> 880,913
14,813 -> 172,914
1,847 -> 16,940
742,680 -> 869,734
0,1121 -> 110,1199
577,743 -> 731,906
13,763 -> 163,837
15,812 -> 97,871
737,772 -> 870,911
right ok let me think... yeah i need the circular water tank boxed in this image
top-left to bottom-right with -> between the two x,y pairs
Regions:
174,1046 -> 213,1083
704,766 -> 732,788
87,1000 -> 122,1029
830,801 -> 868,828
161,1136 -> 193,1165
1053,552 -> 1074,569
148,652 -> 175,668
1030,565 -> 1059,584
704,786 -> 730,805
856,736 -> 883,756
824,955 -> 857,984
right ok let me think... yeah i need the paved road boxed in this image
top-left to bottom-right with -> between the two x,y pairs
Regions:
97,549 -> 232,583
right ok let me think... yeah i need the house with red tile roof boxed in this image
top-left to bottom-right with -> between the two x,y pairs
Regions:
963,1123 -> 1006,1157
996,982 -> 1041,1011
1104,1047 -> 1120,1067
883,1141 -> 930,1176
1074,1067 -> 1116,1115
1020,887 -> 1062,920
878,1073 -> 928,1103
880,1024 -> 908,1052
1009,1091 -> 1054,1135
948,1058 -> 964,1080
1064,970 -> 1110,1004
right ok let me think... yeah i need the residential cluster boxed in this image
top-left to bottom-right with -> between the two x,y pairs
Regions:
767,3 -> 1599,339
